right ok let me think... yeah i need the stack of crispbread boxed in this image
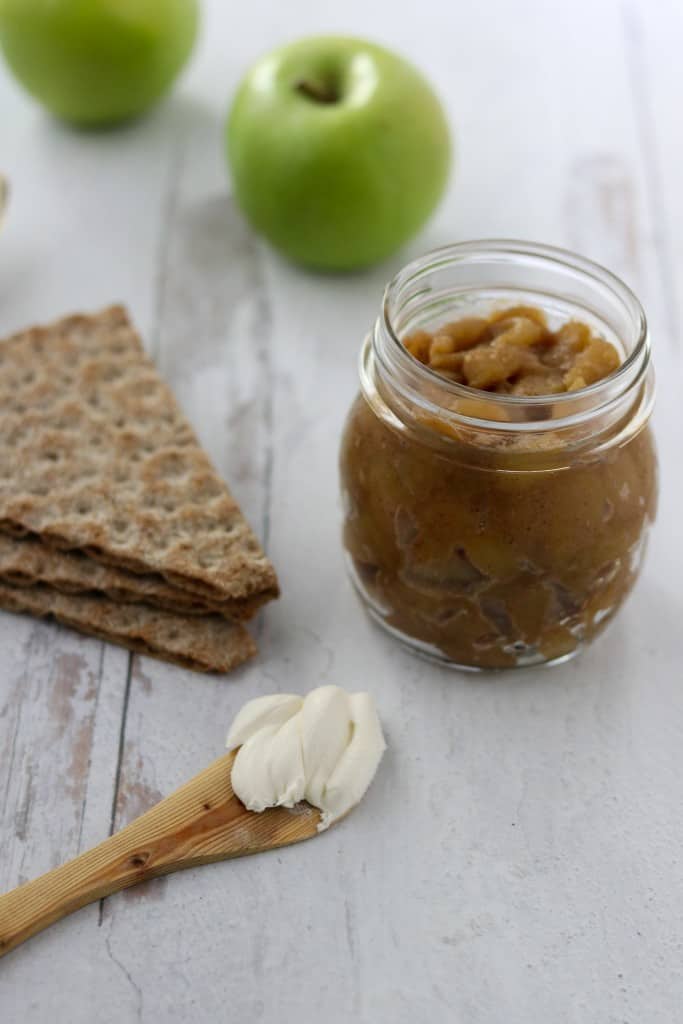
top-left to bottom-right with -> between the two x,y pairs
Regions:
0,306 -> 278,673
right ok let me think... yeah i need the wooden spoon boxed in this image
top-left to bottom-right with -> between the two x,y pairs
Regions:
0,750 -> 320,958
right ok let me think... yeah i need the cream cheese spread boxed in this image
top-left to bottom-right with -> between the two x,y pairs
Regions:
226,685 -> 386,830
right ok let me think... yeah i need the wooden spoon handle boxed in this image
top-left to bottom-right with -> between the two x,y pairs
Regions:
0,821 -> 162,958
0,751 -> 319,958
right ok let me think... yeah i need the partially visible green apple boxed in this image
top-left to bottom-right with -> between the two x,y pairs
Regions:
0,0 -> 198,126
227,36 -> 452,271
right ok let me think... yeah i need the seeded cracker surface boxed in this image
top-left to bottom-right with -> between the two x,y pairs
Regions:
0,306 -> 279,605
0,581 -> 256,673
0,534 -> 264,620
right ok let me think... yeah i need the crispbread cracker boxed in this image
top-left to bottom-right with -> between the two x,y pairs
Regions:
0,581 -> 256,673
0,306 -> 278,606
0,534 -> 262,620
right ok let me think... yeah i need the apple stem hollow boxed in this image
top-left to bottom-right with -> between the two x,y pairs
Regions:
294,77 -> 340,104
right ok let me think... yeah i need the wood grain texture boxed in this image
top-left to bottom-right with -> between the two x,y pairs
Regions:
0,0 -> 681,1021
0,604 -> 129,872
0,751 -> 319,958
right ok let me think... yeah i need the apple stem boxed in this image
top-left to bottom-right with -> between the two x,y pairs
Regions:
295,78 -> 339,104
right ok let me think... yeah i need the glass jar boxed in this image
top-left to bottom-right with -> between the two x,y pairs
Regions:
340,241 -> 658,669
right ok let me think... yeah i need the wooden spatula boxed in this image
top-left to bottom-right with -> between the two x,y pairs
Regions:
0,750 -> 320,958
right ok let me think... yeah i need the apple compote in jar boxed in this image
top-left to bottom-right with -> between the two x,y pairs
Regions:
340,241 -> 658,669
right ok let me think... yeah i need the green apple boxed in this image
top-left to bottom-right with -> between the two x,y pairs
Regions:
227,36 -> 452,271
0,0 -> 198,126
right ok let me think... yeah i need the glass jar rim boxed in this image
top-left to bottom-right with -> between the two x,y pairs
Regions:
377,239 -> 650,429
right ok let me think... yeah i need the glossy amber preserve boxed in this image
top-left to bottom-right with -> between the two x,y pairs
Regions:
340,243 -> 658,669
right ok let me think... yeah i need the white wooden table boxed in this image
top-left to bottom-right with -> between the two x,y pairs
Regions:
1,1 -> 681,1020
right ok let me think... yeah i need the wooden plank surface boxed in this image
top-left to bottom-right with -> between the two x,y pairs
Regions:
0,1 -> 681,1021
